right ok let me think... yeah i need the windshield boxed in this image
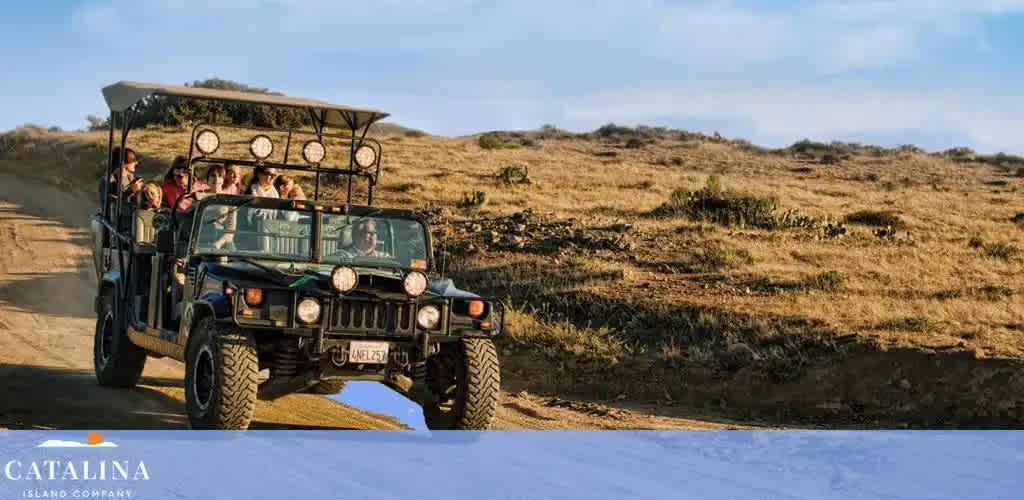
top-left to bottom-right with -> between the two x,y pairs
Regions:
322,213 -> 428,269
196,203 -> 314,260
194,203 -> 428,268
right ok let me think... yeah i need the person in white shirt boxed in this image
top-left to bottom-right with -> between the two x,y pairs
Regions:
247,165 -> 280,198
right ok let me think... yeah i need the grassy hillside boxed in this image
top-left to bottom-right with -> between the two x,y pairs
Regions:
3,123 -> 1023,426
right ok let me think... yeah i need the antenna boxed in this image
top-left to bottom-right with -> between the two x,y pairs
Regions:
440,215 -> 448,281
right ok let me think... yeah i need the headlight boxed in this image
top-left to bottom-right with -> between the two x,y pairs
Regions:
195,129 -> 220,155
354,145 -> 376,169
331,266 -> 358,293
403,271 -> 427,297
250,134 -> 274,160
296,297 -> 321,324
302,140 -> 326,164
416,305 -> 440,329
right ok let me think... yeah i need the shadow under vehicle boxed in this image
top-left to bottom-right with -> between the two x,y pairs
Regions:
89,81 -> 504,430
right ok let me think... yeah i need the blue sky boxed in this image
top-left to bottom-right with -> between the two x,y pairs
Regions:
1,1 -> 1023,154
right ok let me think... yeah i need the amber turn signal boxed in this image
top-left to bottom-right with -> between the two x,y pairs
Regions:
467,300 -> 485,318
244,288 -> 263,307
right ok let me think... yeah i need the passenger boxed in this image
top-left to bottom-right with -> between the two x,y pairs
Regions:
223,164 -> 243,195
247,165 -> 279,198
274,175 -> 306,201
134,182 -> 164,243
161,156 -> 208,212
139,181 -> 163,211
203,165 -> 236,250
99,147 -> 137,208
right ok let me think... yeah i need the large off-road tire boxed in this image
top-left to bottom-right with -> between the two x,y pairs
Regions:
423,338 -> 500,430
184,317 -> 258,430
304,380 -> 347,395
93,288 -> 147,387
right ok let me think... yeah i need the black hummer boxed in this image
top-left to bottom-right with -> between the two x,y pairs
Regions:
90,81 -> 504,430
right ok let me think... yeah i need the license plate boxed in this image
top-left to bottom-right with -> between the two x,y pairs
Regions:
348,341 -> 389,364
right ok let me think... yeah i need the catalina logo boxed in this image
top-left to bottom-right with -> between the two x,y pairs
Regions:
4,433 -> 150,498
38,432 -> 117,448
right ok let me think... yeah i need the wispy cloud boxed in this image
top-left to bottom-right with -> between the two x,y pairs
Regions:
7,1 -> 1022,153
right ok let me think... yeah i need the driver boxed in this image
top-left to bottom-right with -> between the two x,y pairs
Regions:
345,219 -> 389,257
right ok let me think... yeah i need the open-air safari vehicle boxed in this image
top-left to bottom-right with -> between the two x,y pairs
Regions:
90,81 -> 504,430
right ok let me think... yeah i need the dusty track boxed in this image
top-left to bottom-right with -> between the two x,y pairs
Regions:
0,173 -> 749,430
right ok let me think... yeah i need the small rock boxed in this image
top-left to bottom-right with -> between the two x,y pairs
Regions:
470,223 -> 482,233
899,379 -> 911,390
502,349 -> 513,356
611,223 -> 632,233
974,348 -> 987,359
616,393 -> 627,401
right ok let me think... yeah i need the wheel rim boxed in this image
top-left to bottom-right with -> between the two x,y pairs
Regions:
98,312 -> 114,367
192,345 -> 215,411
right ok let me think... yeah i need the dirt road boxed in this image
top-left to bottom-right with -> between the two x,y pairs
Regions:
0,173 -> 749,430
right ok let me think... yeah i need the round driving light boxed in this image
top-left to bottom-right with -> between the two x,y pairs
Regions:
403,271 -> 427,297
302,140 -> 326,164
250,135 -> 274,160
331,266 -> 358,293
195,129 -> 220,155
296,297 -> 321,324
354,145 -> 376,169
244,288 -> 263,307
467,300 -> 485,318
416,305 -> 441,329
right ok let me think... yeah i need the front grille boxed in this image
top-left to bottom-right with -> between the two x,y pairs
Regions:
330,299 -> 414,336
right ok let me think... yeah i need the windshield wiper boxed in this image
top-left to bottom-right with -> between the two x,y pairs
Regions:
205,198 -> 257,226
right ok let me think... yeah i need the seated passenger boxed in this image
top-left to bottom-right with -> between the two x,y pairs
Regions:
223,164 -> 243,195
247,165 -> 279,198
202,165 -> 236,250
274,175 -> 306,222
133,182 -> 164,244
99,146 -> 137,211
161,156 -> 208,212
275,175 -> 306,201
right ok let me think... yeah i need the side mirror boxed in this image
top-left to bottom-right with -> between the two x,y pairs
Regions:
156,230 -> 174,253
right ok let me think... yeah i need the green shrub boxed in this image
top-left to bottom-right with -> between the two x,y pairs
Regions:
498,164 -> 530,185
655,176 -> 824,231
478,133 -> 504,150
683,245 -> 753,273
983,242 -> 1019,260
843,210 -> 905,229
807,271 -> 843,291
457,191 -> 487,209
625,137 -> 645,148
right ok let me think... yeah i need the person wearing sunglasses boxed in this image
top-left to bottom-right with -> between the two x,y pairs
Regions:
161,156 -> 208,212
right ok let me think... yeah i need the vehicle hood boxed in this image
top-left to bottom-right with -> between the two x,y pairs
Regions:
203,260 -> 478,300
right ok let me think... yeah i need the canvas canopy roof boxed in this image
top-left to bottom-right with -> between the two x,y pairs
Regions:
102,81 -> 389,130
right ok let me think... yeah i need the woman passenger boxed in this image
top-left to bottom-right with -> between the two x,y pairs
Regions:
247,165 -> 279,198
203,165 -> 236,250
223,164 -> 243,195
274,175 -> 306,201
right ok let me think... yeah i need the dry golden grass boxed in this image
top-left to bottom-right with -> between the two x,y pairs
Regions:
3,124 -> 1022,365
